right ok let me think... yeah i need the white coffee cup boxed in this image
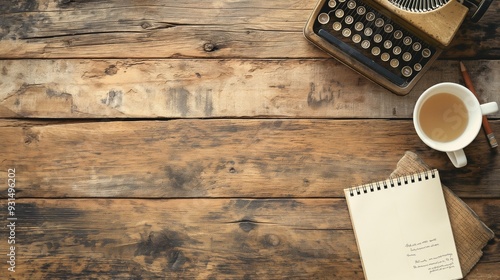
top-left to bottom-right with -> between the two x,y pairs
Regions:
413,82 -> 498,168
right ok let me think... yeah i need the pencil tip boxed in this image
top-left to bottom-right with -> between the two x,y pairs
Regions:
459,61 -> 466,71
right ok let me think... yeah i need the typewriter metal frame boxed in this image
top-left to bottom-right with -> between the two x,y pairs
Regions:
304,0 -> 469,95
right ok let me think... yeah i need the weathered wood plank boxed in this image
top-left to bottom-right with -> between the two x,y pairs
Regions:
1,59 -> 498,118
0,0 -> 498,59
0,198 -> 497,279
1,119 -> 500,198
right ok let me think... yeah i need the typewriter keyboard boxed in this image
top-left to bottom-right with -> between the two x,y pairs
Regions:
313,0 -> 436,86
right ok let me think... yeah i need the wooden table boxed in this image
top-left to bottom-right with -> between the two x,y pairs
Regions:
1,1 -> 499,279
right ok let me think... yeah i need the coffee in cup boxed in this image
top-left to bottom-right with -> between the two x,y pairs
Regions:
413,82 -> 498,168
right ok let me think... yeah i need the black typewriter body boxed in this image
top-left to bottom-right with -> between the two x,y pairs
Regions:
304,0 -> 479,95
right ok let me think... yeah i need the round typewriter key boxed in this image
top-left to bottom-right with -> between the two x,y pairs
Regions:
328,0 -> 337,8
338,0 -> 346,2
390,59 -> 399,68
384,24 -> 393,33
352,34 -> 362,43
375,18 -> 384,27
335,9 -> 344,18
394,30 -> 403,39
361,40 -> 371,49
318,13 -> 330,24
342,28 -> 351,37
414,63 -> 422,71
402,52 -> 412,61
383,40 -> 392,49
347,0 -> 356,9
402,66 -> 413,77
333,22 -> 342,31
371,46 -> 381,56
393,46 -> 402,55
345,15 -> 354,24
357,6 -> 366,15
381,53 -> 390,62
354,22 -> 364,31
373,34 -> 382,43
364,27 -> 373,36
422,48 -> 432,58
403,36 -> 412,45
412,42 -> 422,52
366,12 -> 375,21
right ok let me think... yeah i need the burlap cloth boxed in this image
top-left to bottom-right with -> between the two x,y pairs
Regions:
390,151 -> 494,277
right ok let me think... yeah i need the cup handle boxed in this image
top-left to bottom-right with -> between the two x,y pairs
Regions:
447,150 -> 467,168
480,102 -> 498,115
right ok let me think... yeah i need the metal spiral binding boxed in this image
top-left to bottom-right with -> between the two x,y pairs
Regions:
389,0 -> 451,12
348,169 -> 436,197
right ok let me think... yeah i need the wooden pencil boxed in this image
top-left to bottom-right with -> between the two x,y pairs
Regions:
460,61 -> 498,148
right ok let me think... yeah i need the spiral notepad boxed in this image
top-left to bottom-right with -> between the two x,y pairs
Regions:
344,170 -> 462,280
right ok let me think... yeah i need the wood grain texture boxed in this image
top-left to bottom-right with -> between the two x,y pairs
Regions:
1,119 -> 500,199
0,0 -> 497,59
0,198 -> 497,279
1,59 -> 498,118
1,0 -> 499,278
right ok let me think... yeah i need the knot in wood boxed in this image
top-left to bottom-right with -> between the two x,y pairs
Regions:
203,42 -> 216,52
263,234 -> 281,247
141,22 -> 152,30
239,220 -> 256,232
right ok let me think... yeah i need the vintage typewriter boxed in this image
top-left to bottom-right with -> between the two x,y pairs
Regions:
304,0 -> 492,95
